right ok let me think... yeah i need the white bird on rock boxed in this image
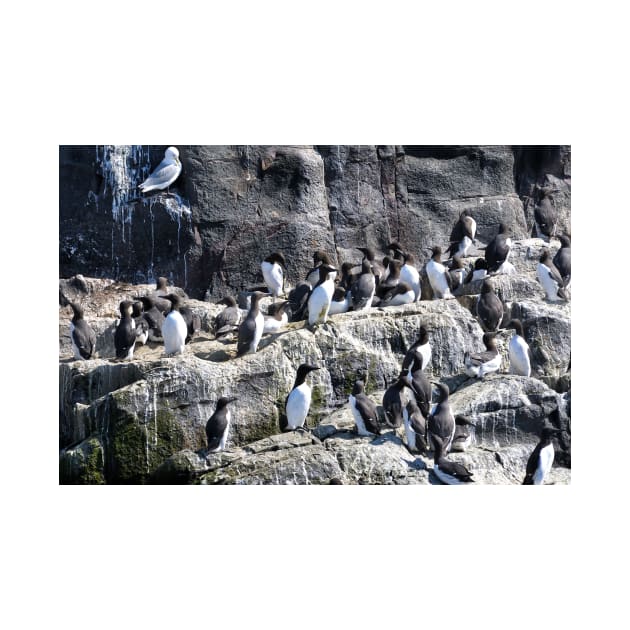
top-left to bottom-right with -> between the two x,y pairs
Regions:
138,147 -> 182,193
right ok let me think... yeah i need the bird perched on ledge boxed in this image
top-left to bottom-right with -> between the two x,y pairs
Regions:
138,147 -> 182,194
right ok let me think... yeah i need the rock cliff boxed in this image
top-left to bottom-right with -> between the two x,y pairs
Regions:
59,145 -> 570,484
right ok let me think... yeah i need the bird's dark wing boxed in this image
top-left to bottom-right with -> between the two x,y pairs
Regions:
523,443 -> 543,484
437,457 -> 474,482
467,350 -> 498,366
206,413 -> 228,451
236,318 -> 256,356
355,394 -> 381,434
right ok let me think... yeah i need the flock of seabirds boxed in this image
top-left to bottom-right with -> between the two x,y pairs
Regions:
63,147 -> 571,485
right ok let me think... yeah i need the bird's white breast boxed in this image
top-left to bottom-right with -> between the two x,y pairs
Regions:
162,311 -> 187,354
426,260 -> 451,298
509,335 -> 531,376
534,442 -> 555,484
537,262 -> 560,300
400,265 -> 421,300
308,278 -> 335,325
261,261 -> 284,297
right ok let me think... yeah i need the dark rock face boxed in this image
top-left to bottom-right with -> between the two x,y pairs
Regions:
60,145 -> 570,300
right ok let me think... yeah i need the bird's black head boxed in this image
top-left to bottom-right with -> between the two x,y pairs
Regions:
139,295 -> 156,309
351,380 -> 365,396
332,286 -> 346,301
357,246 -> 375,261
69,302 -> 84,319
480,279 -> 494,293
119,300 -> 134,317
541,426 -> 561,440
482,332 -> 498,348
556,233 -> 571,247
156,277 -> 169,291
319,264 -> 338,278
297,363 -> 320,376
474,258 -> 488,270
539,248 -> 552,263
455,414 -> 475,426
451,255 -> 464,270
219,296 -> 237,307
267,252 -> 287,267
498,223 -> 509,235
216,396 -> 238,408
428,246 -> 442,258
164,293 -> 182,309
313,250 -> 331,266
431,381 -> 450,401
506,318 -> 524,336
131,301 -> 144,317
418,325 -> 430,344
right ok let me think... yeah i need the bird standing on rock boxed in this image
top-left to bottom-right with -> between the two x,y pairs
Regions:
506,318 -> 532,377
425,246 -> 453,299
484,223 -> 512,273
348,380 -> 382,437
447,209 -> 477,259
402,325 -> 432,373
282,364 -> 321,432
432,436 -> 474,484
161,294 -> 188,356
427,382 -> 455,455
237,291 -> 266,356
261,252 -> 287,301
351,259 -> 376,311
214,296 -> 241,338
553,234 -> 571,288
263,300 -> 290,333
138,295 -> 165,342
114,300 -> 136,360
476,279 -> 504,332
138,147 -> 182,194
307,264 -> 337,327
403,398 -> 428,454
383,374 -> 413,430
523,426 -> 561,485
69,302 -> 96,360
537,249 -> 568,302
206,396 -> 238,453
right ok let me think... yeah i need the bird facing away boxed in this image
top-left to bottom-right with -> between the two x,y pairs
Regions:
161,294 -> 188,356
69,302 -> 96,360
523,426 -> 561,485
206,396 -> 238,453
138,147 -> 182,194
403,398 -> 427,454
282,364 -> 321,431
237,291 -> 266,356
484,223 -> 512,273
214,296 -> 242,338
464,332 -> 501,379
261,252 -> 287,300
138,295 -> 165,342
348,380 -> 382,437
506,318 -> 533,377
131,301 -> 149,345
351,259 -> 376,311
476,279 -> 504,332
287,281 -> 311,322
537,249 -> 568,302
307,264 -> 337,327
427,382 -> 455,455
425,246 -> 453,299
305,250 -> 334,287
114,300 -> 136,360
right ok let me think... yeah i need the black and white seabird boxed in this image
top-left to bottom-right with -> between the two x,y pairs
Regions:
138,295 -> 165,342
214,296 -> 242,338
328,286 -> 352,315
138,146 -> 182,194
131,301 -> 149,345
287,281 -> 311,322
537,249 -> 568,302
425,246 -> 453,299
114,300 -> 137,360
305,251 -> 334,287
476,279 -> 504,332
464,258 -> 489,284
402,325 -> 432,374
68,302 -> 96,360
357,247 -> 385,285
523,426 -> 561,485
382,374 -> 412,430
161,294 -> 188,356
404,353 -> 432,419
506,318 -> 533,377
464,332 -> 501,379
448,255 -> 466,292
261,252 -> 287,300
402,398 -> 427,454
400,252 -> 421,302
553,233 -> 571,288
281,364 -> 321,432
351,259 -> 376,311
484,223 -> 512,273
206,396 -> 238,453
339,261 -> 358,292
378,281 -> 415,307
533,188 -> 558,240
263,300 -> 290,333
427,382 -> 455,455
376,259 -> 403,298
237,291 -> 266,356
307,264 -> 337,327
446,209 -> 477,259
348,380 -> 382,437
432,436 -> 474,484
